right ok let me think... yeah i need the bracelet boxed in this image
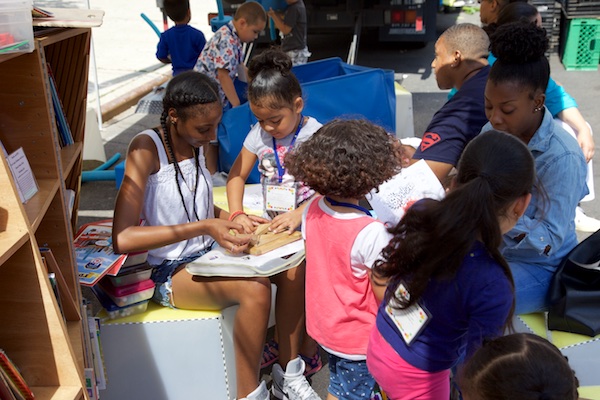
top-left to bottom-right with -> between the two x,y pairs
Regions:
228,210 -> 247,222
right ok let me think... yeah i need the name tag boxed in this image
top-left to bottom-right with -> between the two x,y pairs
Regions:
265,184 -> 297,212
385,283 -> 430,345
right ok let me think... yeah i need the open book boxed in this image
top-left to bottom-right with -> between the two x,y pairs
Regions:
186,240 -> 305,277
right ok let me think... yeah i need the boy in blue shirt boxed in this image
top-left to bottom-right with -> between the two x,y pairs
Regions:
156,0 -> 206,76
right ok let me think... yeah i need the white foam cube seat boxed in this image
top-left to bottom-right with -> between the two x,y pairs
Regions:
99,302 -> 237,400
514,313 -> 600,398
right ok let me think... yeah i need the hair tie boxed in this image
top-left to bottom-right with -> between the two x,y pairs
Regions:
479,172 -> 492,182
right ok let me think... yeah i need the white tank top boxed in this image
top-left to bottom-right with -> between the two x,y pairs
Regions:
137,129 -> 214,265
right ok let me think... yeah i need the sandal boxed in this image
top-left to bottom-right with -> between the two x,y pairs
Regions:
300,350 -> 323,377
260,338 -> 279,369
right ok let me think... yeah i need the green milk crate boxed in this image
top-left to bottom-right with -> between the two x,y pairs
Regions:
561,17 -> 600,71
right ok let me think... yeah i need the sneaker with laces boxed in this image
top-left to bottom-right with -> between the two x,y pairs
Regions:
240,380 -> 269,400
271,357 -> 321,400
299,351 -> 322,377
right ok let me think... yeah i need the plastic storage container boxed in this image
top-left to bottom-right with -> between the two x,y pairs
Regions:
91,285 -> 150,321
99,277 -> 155,307
561,18 -> 600,71
0,0 -> 34,55
108,262 -> 153,287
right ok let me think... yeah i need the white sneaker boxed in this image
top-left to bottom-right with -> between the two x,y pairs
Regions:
240,380 -> 270,400
575,206 -> 600,233
271,357 -> 321,400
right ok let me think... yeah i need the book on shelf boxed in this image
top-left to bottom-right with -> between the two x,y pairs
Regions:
5,147 -> 39,204
0,368 -> 17,400
0,349 -> 35,400
75,219 -> 148,287
65,188 -> 75,220
32,6 -> 54,18
87,317 -> 106,391
84,367 -> 99,400
46,63 -> 74,147
186,240 -> 305,277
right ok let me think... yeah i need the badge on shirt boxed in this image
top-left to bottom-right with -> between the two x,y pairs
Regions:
265,184 -> 297,212
385,283 -> 430,346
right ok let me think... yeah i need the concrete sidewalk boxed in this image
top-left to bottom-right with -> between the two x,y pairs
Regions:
86,1 -> 217,124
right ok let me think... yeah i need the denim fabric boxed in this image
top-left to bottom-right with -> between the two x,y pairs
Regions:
483,108 -> 588,314
150,248 -> 212,308
327,353 -> 376,400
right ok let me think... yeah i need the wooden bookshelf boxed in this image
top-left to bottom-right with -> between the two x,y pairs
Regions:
0,28 -> 93,400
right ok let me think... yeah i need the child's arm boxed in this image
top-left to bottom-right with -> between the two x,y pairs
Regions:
156,36 -> 171,65
226,147 -> 267,233
113,135 -> 251,254
216,68 -> 241,107
557,107 -> 594,162
269,196 -> 314,234
267,8 -> 292,35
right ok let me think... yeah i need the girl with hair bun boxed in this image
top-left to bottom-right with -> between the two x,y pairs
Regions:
482,22 -> 588,315
226,47 -> 322,399
366,130 -> 535,400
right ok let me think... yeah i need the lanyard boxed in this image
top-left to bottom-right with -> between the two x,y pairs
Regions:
272,115 -> 303,183
325,197 -> 373,217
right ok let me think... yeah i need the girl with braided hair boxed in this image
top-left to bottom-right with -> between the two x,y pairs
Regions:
112,71 -> 272,400
366,130 -> 534,399
481,21 -> 588,315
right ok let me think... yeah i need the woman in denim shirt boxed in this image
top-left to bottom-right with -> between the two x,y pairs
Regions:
481,22 -> 588,315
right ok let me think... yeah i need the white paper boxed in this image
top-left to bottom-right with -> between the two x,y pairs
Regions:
7,147 -> 39,203
368,159 -> 445,226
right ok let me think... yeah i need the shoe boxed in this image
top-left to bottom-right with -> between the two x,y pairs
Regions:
575,206 -> 600,233
271,357 -> 321,400
299,351 -> 322,377
260,338 -> 279,369
240,380 -> 269,400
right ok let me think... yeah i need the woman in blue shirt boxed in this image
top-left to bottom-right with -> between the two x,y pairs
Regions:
482,22 -> 588,315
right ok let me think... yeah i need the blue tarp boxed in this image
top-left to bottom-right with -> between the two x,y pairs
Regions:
218,57 -> 396,183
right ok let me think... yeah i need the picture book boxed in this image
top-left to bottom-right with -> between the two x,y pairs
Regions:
0,349 -> 34,400
75,219 -> 147,287
186,240 -> 305,277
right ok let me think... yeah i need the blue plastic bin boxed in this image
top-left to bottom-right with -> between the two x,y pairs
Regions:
218,57 -> 396,183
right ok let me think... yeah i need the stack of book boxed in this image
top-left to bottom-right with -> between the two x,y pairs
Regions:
0,349 -> 35,400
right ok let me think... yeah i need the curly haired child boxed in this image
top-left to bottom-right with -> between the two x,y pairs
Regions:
286,119 -> 402,400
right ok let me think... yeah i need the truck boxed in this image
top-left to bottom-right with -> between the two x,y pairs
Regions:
215,0 -> 439,63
